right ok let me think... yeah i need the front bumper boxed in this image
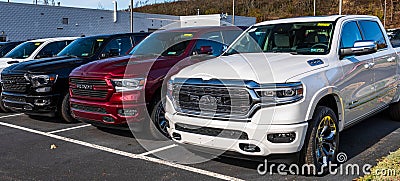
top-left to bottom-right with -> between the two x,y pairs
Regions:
2,92 -> 59,116
70,97 -> 147,129
165,112 -> 308,157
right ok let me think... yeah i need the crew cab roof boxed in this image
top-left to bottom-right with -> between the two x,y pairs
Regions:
82,32 -> 151,39
27,37 -> 79,43
254,15 -> 378,26
156,26 -> 247,34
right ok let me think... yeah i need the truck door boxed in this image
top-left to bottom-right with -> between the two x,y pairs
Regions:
358,20 -> 398,107
338,20 -> 376,124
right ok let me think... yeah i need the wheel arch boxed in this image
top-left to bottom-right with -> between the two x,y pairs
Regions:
305,87 -> 345,131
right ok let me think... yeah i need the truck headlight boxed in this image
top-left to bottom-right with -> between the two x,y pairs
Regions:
25,74 -> 58,88
256,82 -> 304,105
111,78 -> 145,92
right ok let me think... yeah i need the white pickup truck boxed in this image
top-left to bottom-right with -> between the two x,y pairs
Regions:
165,15 -> 400,171
0,37 -> 77,72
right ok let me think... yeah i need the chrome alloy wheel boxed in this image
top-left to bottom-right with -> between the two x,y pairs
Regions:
315,115 -> 337,166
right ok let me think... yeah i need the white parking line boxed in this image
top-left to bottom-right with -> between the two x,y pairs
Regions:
47,124 -> 91,134
139,144 -> 178,156
0,113 -> 24,119
0,116 -> 244,181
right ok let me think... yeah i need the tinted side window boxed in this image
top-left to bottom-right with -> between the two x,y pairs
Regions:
340,21 -> 363,48
192,39 -> 223,56
358,20 -> 387,49
102,36 -> 133,57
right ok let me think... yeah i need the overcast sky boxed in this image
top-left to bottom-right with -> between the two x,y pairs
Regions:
2,0 -> 157,10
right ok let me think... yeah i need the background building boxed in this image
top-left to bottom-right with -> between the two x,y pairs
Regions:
0,1 -> 255,42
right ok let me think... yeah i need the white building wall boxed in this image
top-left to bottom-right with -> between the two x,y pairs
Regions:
0,2 -> 255,42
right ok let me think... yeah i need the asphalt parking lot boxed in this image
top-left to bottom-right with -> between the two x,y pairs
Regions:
0,111 -> 399,180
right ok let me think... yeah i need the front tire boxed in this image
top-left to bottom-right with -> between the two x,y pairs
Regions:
149,99 -> 170,140
301,106 -> 339,175
0,97 -> 10,113
389,101 -> 400,121
61,93 -> 77,123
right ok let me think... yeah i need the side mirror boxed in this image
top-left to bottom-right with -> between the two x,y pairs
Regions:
340,40 -> 377,58
199,46 -> 213,55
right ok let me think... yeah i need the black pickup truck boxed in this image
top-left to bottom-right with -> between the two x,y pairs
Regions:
1,32 -> 150,122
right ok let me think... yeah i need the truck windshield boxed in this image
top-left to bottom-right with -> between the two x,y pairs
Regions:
226,22 -> 335,55
58,37 -> 104,58
4,42 -> 43,59
129,32 -> 195,56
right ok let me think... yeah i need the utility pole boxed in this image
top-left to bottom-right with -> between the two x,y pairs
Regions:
384,0 -> 387,27
130,0 -> 134,33
313,0 -> 316,16
339,0 -> 342,15
232,0 -> 235,25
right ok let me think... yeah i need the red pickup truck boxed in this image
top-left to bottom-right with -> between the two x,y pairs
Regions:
69,26 -> 245,139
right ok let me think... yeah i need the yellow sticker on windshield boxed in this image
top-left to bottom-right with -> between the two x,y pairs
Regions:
183,34 -> 193,37
34,43 -> 41,46
317,23 -> 331,27
97,39 -> 104,42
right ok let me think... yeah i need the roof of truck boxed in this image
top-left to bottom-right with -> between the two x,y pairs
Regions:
155,26 -> 247,34
255,15 -> 378,26
27,37 -> 79,43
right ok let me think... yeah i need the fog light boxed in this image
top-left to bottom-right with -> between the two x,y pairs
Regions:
102,116 -> 115,123
34,99 -> 51,106
239,143 -> 261,152
172,132 -> 181,140
23,105 -> 33,111
267,132 -> 296,143
35,87 -> 52,92
117,109 -> 137,116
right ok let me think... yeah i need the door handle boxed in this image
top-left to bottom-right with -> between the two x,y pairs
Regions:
387,57 -> 396,62
364,62 -> 375,69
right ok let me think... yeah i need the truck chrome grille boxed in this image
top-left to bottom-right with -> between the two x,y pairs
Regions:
2,84 -> 27,92
70,78 -> 107,86
71,89 -> 108,99
70,78 -> 109,100
172,84 -> 252,118
1,75 -> 27,83
1,75 -> 28,93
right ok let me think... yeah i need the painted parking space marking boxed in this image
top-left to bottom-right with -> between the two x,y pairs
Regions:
0,113 -> 24,119
0,118 -> 244,181
47,124 -> 91,134
138,144 -> 178,156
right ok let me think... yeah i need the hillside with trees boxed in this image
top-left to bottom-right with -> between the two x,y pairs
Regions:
132,0 -> 400,28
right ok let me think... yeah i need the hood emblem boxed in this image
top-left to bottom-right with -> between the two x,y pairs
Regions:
307,59 -> 324,66
199,95 -> 218,112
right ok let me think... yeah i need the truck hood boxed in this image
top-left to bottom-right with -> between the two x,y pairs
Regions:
71,55 -> 160,78
2,56 -> 89,74
174,53 -> 329,83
